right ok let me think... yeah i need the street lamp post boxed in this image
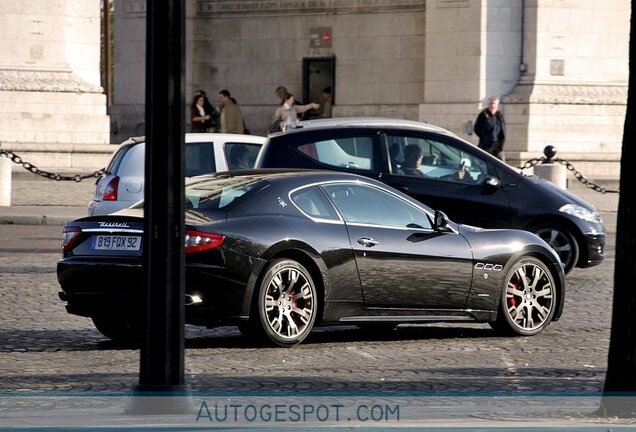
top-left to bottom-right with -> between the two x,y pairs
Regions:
128,0 -> 189,414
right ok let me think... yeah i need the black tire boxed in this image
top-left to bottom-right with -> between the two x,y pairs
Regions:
91,316 -> 142,342
491,257 -> 557,336
530,223 -> 579,274
252,259 -> 318,347
237,321 -> 264,343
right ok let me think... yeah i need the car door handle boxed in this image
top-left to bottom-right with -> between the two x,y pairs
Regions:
393,184 -> 409,192
357,237 -> 379,247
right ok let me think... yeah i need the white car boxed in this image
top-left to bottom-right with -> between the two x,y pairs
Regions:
88,133 -> 266,216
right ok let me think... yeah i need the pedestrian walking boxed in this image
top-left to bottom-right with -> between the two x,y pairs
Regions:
269,85 -> 316,132
319,86 -> 333,118
271,91 -> 319,132
473,96 -> 506,159
218,89 -> 245,134
190,91 -> 218,132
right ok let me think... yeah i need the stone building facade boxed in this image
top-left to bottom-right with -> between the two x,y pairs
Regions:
0,0 -> 109,148
110,0 -> 628,177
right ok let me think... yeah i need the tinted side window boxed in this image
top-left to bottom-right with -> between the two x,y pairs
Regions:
296,136 -> 375,172
225,142 -> 262,170
185,141 -> 216,177
387,134 -> 488,185
322,183 -> 431,229
291,186 -> 339,220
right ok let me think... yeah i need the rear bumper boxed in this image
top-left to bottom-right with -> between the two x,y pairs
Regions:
57,258 -> 143,316
57,258 -> 251,326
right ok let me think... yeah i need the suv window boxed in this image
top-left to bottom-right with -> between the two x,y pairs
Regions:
388,134 -> 488,185
297,136 -> 375,172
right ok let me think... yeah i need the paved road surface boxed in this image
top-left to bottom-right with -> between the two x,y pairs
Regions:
0,222 -> 626,428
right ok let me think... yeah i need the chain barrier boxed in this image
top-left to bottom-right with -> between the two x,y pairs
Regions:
0,148 -> 106,182
518,156 -> 619,194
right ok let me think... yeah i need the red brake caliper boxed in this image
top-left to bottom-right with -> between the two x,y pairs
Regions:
508,281 -> 518,307
290,289 -> 297,312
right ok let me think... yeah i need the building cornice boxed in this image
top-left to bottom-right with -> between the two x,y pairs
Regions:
0,66 -> 102,93
505,83 -> 627,105
194,0 -> 426,17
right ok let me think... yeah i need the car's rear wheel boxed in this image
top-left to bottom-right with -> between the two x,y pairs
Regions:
91,316 -> 141,342
491,257 -> 556,336
530,223 -> 579,274
254,259 -> 317,347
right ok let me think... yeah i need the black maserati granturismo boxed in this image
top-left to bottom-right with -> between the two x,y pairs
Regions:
57,169 -> 565,347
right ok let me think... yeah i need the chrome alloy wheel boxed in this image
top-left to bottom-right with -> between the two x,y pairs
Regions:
260,260 -> 316,345
502,258 -> 555,335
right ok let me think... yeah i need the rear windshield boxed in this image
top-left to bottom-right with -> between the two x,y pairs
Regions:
185,176 -> 267,210
131,175 -> 269,211
107,143 -> 136,174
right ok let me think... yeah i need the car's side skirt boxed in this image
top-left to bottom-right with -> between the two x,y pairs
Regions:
338,310 -> 496,324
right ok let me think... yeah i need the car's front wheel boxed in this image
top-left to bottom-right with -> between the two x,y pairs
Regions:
254,259 -> 318,347
530,223 -> 579,274
491,257 -> 557,336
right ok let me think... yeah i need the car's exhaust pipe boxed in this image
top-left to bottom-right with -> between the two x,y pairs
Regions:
185,294 -> 203,305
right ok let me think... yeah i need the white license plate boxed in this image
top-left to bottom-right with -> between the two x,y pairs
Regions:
93,235 -> 141,251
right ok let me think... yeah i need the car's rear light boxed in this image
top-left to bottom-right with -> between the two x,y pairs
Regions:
102,176 -> 120,201
184,230 -> 224,253
61,226 -> 82,253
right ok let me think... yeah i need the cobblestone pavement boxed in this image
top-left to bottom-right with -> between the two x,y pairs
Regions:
10,178 -> 94,207
0,223 -> 616,398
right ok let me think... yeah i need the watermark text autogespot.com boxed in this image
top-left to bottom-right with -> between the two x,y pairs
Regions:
196,401 -> 400,424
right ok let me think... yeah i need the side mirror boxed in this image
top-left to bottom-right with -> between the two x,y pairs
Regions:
433,210 -> 450,232
483,175 -> 501,191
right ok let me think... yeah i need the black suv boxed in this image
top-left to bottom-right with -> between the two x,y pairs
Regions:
256,118 -> 605,273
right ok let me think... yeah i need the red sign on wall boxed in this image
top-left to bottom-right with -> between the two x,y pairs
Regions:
310,27 -> 332,48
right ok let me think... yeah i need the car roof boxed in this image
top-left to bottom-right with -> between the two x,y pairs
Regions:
295,117 -> 453,135
120,133 -> 266,146
195,168 -> 399,194
194,168 -> 370,185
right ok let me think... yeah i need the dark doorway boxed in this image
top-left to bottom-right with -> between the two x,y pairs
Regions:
303,57 -> 335,119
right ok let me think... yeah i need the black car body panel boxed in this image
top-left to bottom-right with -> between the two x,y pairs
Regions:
255,120 -> 605,272
57,169 -> 566,345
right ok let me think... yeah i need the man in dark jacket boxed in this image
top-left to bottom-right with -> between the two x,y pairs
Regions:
474,96 -> 506,159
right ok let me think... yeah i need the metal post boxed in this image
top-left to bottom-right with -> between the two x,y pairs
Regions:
128,0 -> 189,414
0,156 -> 10,206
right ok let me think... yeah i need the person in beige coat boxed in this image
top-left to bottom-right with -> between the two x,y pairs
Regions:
218,89 -> 245,134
